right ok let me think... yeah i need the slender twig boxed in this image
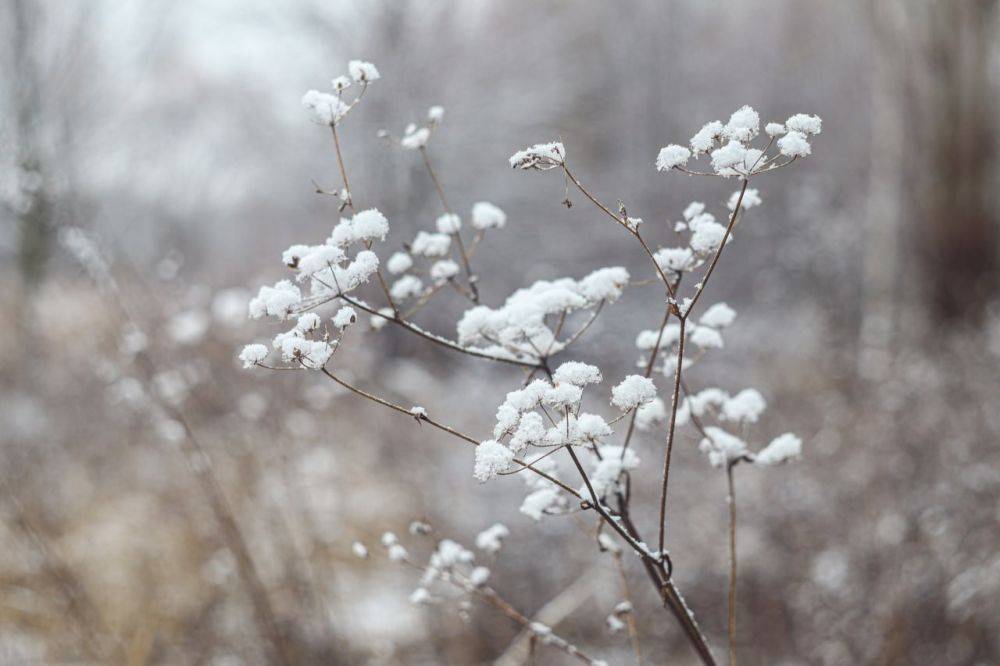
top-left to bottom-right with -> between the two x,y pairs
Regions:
316,367 -> 580,498
419,145 -> 479,302
657,317 -> 686,559
682,179 -> 748,317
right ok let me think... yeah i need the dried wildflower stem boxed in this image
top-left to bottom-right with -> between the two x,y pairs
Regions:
419,146 -> 480,302
619,303 -> 672,456
401,559 -> 596,665
561,165 -> 675,297
331,122 -> 399,315
657,179 -> 748,556
317,367 -> 580,498
565,446 -> 659,564
657,317 -> 687,557
325,291 -> 541,369
683,179 -> 748,315
726,463 -> 738,666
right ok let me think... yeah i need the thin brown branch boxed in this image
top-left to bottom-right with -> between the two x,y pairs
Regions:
657,317 -> 687,558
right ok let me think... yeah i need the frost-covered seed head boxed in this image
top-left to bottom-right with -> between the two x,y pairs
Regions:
656,144 -> 691,171
611,375 -> 657,410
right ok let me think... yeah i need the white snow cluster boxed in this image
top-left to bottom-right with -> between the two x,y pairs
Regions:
657,106 -> 820,178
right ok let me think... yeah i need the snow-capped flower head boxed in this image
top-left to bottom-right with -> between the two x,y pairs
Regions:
429,259 -> 460,283
765,122 -> 786,137
436,213 -> 461,234
249,280 -> 302,320
351,542 -> 368,558
689,220 -> 728,256
754,433 -> 803,465
710,140 -> 748,174
239,344 -> 269,368
576,413 -> 612,441
778,131 -> 811,158
509,142 -> 566,170
401,126 -> 430,150
690,120 -> 724,154
509,412 -> 546,452
553,361 -> 603,387
611,375 -> 657,411
785,113 -> 822,135
683,201 -> 706,221
723,105 -> 760,143
656,144 -> 691,171
475,523 -> 510,554
391,275 -> 424,300
577,266 -> 630,303
410,231 -> 451,257
699,302 -> 736,329
689,325 -> 724,350
427,105 -> 444,123
331,75 -> 351,92
302,90 -> 348,125
347,60 -> 380,83
349,208 -> 390,243
543,383 -> 583,409
722,388 -> 767,423
295,312 -> 321,333
386,251 -> 413,275
332,306 -> 357,330
520,487 -> 562,520
471,202 -> 507,230
474,440 -> 514,482
698,426 -> 748,468
654,247 -> 696,273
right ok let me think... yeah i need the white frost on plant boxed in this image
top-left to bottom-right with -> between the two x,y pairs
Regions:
755,433 -> 803,465
721,389 -> 767,423
698,426 -> 748,468
386,251 -> 413,274
411,231 -> 452,257
699,303 -> 737,329
429,259 -> 460,283
520,487 -> 561,520
435,213 -> 462,234
778,131 -> 811,158
656,144 -> 691,171
347,60 -> 380,82
471,201 -> 507,230
474,440 -> 514,482
239,344 -> 268,368
611,375 -> 657,410
785,113 -> 822,135
509,142 -> 565,170
553,361 -> 603,387
475,523 -> 510,554
332,306 -> 357,330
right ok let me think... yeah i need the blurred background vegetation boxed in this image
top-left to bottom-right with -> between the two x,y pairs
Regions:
1,1 -> 998,664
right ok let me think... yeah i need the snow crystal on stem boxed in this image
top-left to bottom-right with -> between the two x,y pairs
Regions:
611,375 -> 657,410
332,306 -> 357,330
553,361 -> 603,386
471,201 -> 507,230
778,131 -> 811,158
656,144 -> 691,171
239,344 -> 268,368
474,440 -> 514,482
435,213 -> 461,234
509,142 -> 565,170
347,60 -> 380,82
755,433 -> 803,465
475,523 -> 509,553
386,251 -> 413,274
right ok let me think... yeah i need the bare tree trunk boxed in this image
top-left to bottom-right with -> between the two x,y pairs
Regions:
911,0 -> 998,323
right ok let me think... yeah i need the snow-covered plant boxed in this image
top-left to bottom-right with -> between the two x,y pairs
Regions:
241,61 -> 820,665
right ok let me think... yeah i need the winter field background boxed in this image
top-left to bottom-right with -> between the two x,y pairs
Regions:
2,2 -> 999,665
